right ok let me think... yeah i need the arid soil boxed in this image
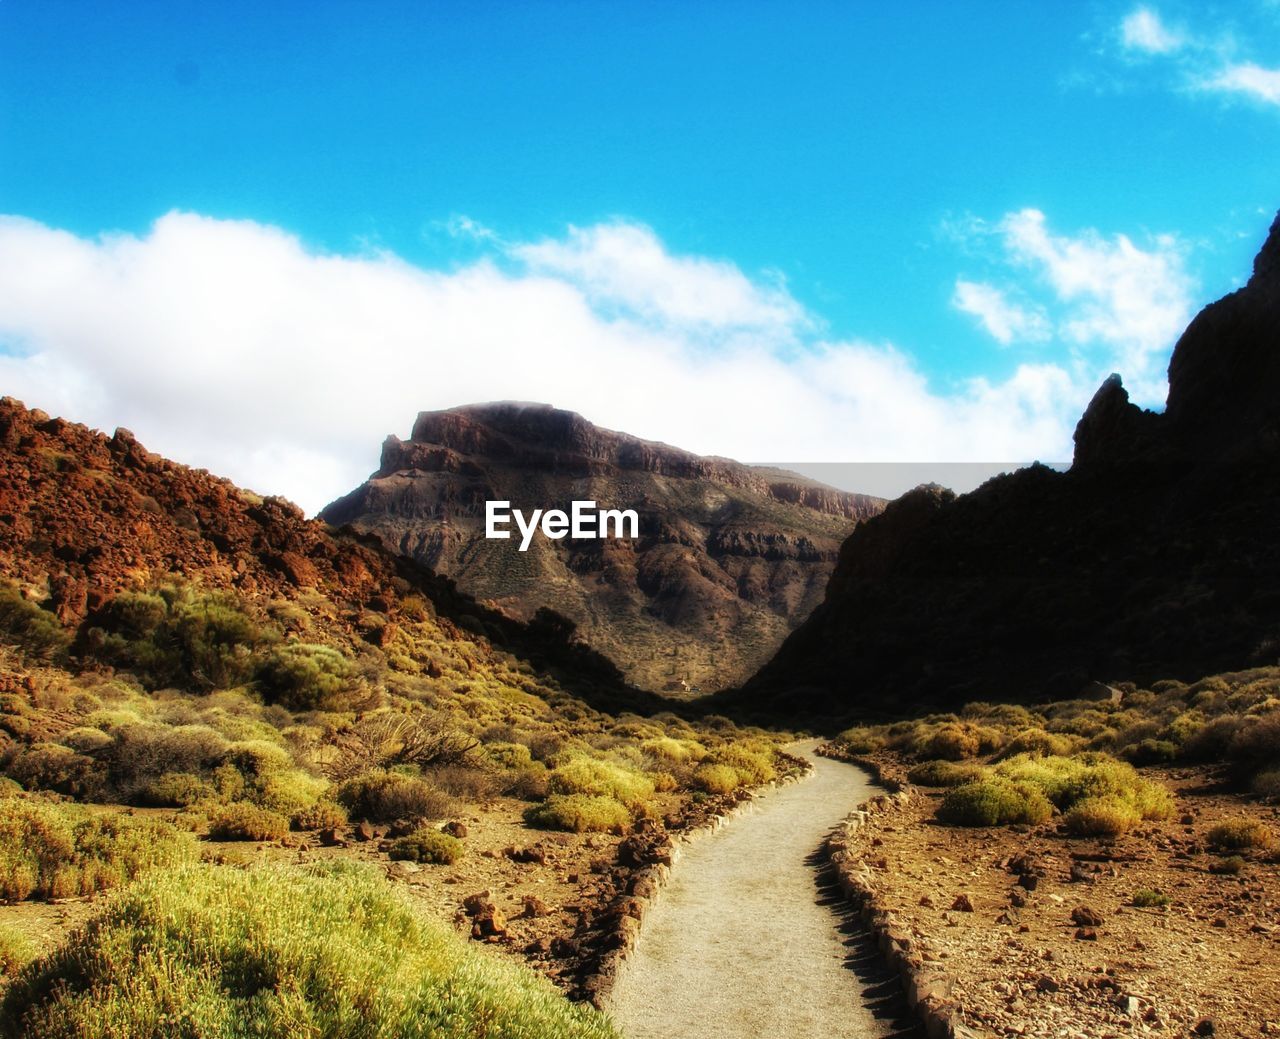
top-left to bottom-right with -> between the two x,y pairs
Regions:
834,759 -> 1280,1038
608,742 -> 918,1039
0,782 -> 773,1004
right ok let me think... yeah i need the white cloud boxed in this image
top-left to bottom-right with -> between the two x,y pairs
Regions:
993,208 -> 1193,402
512,222 -> 808,335
1203,62 -> 1280,104
1110,6 -> 1280,111
0,211 -> 1169,514
1120,7 -> 1184,54
951,280 -> 1050,345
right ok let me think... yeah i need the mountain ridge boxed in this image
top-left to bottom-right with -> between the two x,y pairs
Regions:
321,402 -> 885,692
737,211 -> 1280,720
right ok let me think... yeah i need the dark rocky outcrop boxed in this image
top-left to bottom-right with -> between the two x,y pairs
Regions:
740,212 -> 1280,719
321,403 -> 884,692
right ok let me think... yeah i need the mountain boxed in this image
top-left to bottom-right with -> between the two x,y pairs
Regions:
740,212 -> 1280,719
320,404 -> 885,692
0,396 -> 644,711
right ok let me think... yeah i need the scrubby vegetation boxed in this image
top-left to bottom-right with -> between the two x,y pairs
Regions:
938,777 -> 1053,827
0,862 -> 617,1038
388,827 -> 464,864
525,794 -> 633,833
1207,817 -> 1275,852
829,668 -> 1280,831
0,796 -> 195,901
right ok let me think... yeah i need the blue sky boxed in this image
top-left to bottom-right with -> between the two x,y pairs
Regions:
1,1 -> 1279,511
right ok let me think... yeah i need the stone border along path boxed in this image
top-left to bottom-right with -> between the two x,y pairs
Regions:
605,740 -> 925,1039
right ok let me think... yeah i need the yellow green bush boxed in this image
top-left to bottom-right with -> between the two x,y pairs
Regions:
205,803 -> 289,842
0,583 -> 69,662
0,925 -> 35,976
937,777 -> 1053,827
1207,817 -> 1275,851
290,801 -> 348,832
0,799 -> 195,902
141,771 -> 216,808
0,862 -> 618,1038
388,827 -> 464,865
1063,796 -> 1141,837
525,794 -> 631,833
692,763 -> 741,794
907,760 -> 987,787
547,757 -> 654,810
336,770 -> 454,822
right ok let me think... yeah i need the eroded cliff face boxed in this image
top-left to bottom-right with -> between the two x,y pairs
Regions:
742,213 -> 1280,718
321,404 -> 885,692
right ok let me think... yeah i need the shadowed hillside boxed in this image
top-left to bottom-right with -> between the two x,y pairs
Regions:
738,211 -> 1280,721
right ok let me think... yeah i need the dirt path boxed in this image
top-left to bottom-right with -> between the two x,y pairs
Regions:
607,740 -> 919,1039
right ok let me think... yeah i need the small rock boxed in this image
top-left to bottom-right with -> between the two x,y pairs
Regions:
1074,927 -> 1098,941
919,894 -> 935,908
951,894 -> 975,912
1071,906 -> 1105,927
1193,1018 -> 1216,1036
1018,874 -> 1039,891
522,895 -> 551,918
353,820 -> 376,842
318,827 -> 346,847
1036,975 -> 1061,993
442,820 -> 468,838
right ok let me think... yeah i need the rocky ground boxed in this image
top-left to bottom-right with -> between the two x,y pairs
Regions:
0,775 -> 793,1005
833,756 -> 1280,1038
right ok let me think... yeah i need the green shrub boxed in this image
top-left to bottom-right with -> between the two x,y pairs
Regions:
1206,817 -> 1275,852
1131,889 -> 1171,908
547,757 -> 654,809
1063,797 -> 1141,837
1252,769 -> 1280,802
484,742 -> 536,770
0,926 -> 35,976
389,828 -> 464,865
6,744 -> 97,797
525,794 -> 631,833
836,727 -> 884,754
0,584 -> 69,662
291,801 -> 348,832
692,763 -> 741,795
921,724 -> 981,761
937,778 -> 1053,827
704,743 -> 775,786
995,753 -> 1174,821
141,771 -> 215,808
1209,855 -> 1246,875
0,799 -> 195,902
91,584 -> 276,692
336,770 -> 454,822
1227,714 -> 1280,783
640,737 -> 705,764
206,803 -> 289,842
997,728 -> 1072,760
0,862 -> 618,1038
907,760 -> 987,787
1121,739 -> 1178,765
256,642 -> 352,711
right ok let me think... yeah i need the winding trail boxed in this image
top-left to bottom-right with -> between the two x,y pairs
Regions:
607,741 -> 919,1039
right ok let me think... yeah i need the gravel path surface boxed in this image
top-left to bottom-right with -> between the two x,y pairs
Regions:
607,740 -> 917,1039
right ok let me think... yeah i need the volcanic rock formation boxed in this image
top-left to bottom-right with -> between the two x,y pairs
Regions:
321,405 -> 885,692
742,212 -> 1280,718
